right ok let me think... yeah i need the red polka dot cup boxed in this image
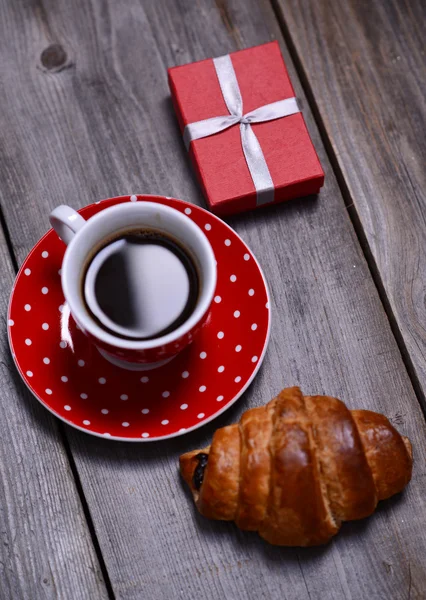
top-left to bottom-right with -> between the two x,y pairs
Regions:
49,200 -> 217,370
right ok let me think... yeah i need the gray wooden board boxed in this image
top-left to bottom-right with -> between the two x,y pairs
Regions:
274,0 -> 426,408
0,244 -> 108,598
0,0 -> 426,598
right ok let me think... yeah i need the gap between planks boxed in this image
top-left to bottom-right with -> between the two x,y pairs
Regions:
269,0 -> 426,419
0,203 -> 116,600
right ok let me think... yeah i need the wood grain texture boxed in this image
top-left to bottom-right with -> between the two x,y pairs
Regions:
0,240 -> 108,597
1,0 -> 426,598
273,0 -> 426,405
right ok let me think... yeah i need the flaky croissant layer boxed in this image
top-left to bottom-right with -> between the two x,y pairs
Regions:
180,387 -> 412,546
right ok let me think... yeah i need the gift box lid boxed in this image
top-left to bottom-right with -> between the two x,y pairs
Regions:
168,41 -> 324,216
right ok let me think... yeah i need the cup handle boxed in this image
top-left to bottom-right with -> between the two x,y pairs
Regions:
49,205 -> 87,245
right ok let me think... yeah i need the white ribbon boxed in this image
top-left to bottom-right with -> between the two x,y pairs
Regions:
183,54 -> 301,206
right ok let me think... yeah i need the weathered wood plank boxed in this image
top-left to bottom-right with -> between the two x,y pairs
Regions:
0,238 -> 109,597
1,0 -> 426,599
273,0 -> 426,403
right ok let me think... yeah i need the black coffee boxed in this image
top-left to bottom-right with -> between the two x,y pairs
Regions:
84,230 -> 199,340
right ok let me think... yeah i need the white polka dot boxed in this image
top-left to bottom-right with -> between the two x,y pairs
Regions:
140,376 -> 149,383
41,251 -> 48,258
244,253 -> 250,261
248,289 -> 255,296
180,403 -> 188,410
103,432 -> 111,437
230,274 -> 237,282
59,341 -> 67,349
43,357 -> 50,364
184,207 -> 192,215
225,239 -> 231,246
98,377 -> 106,384
199,385 -> 206,392
26,370 -> 33,377
161,419 -> 169,425
217,395 -> 224,402
205,223 -> 212,231
24,268 -> 31,276
59,304 -> 64,313
42,322 -> 49,330
41,287 -> 49,295
217,331 -> 224,339
120,394 -> 128,401
235,345 -> 242,352
61,376 -> 68,382
130,195 -> 137,202
199,351 -> 207,359
83,420 -> 91,426
179,428 -> 186,433
266,301 -> 270,309
122,422 -> 129,427
182,371 -> 189,378
58,269 -> 62,276
25,338 -> 32,346
24,304 -> 31,311
235,376 -> 242,383
197,413 -> 205,419
141,408 -> 149,414
218,365 -> 225,373
45,388 -> 52,395
64,405 -> 72,411
101,408 -> 109,414
252,355 -> 259,363
214,295 -> 222,303
234,310 -> 240,318
141,432 -> 149,438
162,391 -> 170,398
78,359 -> 85,367
251,323 -> 258,331
80,393 -> 88,399
8,319 -> 14,326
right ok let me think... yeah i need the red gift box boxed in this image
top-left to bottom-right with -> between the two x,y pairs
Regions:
168,41 -> 324,216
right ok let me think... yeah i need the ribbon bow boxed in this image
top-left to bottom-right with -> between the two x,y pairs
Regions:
183,54 -> 301,206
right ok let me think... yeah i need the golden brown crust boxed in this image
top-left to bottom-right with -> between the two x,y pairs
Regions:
259,388 -> 339,546
352,410 -> 413,500
197,424 -> 240,520
234,405 -> 274,531
179,387 -> 413,546
305,396 -> 377,521
403,436 -> 413,462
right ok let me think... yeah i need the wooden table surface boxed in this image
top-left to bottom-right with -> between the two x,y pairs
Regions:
1,0 -> 425,598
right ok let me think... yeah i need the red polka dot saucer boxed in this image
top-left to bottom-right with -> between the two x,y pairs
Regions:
8,195 -> 271,441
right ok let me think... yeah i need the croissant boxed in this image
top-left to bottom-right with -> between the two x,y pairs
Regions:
180,387 -> 413,546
